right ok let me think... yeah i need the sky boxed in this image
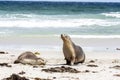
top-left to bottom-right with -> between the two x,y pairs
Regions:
1,0 -> 120,2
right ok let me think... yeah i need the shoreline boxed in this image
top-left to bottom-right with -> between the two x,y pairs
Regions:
0,36 -> 120,52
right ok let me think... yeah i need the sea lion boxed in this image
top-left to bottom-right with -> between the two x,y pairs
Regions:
61,34 -> 85,65
14,51 -> 46,65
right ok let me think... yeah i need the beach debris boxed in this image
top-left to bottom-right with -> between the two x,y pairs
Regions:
110,65 -> 120,70
114,74 -> 120,77
87,64 -> 98,67
34,52 -> 40,55
42,66 -> 80,73
82,70 -> 98,73
34,77 -> 52,80
92,71 -> 98,73
89,60 -> 95,63
0,51 -> 8,54
0,63 -> 12,67
2,74 -> 29,80
33,65 -> 45,68
53,77 -> 56,79
33,65 -> 38,68
18,71 -> 26,75
83,70 -> 90,73
116,48 -> 120,50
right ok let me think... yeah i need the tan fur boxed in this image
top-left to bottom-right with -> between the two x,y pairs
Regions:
61,34 -> 85,65
14,51 -> 46,65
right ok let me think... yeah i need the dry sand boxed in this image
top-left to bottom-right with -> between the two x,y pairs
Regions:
0,50 -> 120,80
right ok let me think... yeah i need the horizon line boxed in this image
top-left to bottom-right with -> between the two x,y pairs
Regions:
0,0 -> 120,3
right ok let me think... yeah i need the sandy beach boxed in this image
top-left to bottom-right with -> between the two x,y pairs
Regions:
0,1 -> 120,80
0,37 -> 120,80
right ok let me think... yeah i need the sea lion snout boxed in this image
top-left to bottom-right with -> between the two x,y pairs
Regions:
37,58 -> 47,65
61,34 -> 65,39
61,34 -> 65,41
61,34 -> 70,41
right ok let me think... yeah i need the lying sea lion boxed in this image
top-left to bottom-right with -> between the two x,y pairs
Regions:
14,51 -> 46,65
61,34 -> 85,65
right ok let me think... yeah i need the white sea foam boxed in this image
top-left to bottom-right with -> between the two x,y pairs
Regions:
54,35 -> 120,38
1,13 -> 37,19
101,12 -> 120,18
0,31 -> 6,34
0,13 -> 119,28
0,18 -> 119,28
70,35 -> 120,38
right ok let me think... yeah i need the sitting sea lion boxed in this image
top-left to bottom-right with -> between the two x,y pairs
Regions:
61,34 -> 85,65
14,51 -> 46,65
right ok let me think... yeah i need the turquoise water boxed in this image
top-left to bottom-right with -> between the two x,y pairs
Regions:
0,1 -> 120,37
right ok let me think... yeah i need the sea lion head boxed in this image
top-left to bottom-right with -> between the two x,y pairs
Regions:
36,58 -> 47,65
61,34 -> 71,42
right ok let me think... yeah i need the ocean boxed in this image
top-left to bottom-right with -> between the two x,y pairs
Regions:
0,1 -> 120,38
0,1 -> 120,51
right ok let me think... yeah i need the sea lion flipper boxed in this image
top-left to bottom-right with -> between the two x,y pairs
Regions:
70,56 -> 75,66
14,59 -> 20,64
